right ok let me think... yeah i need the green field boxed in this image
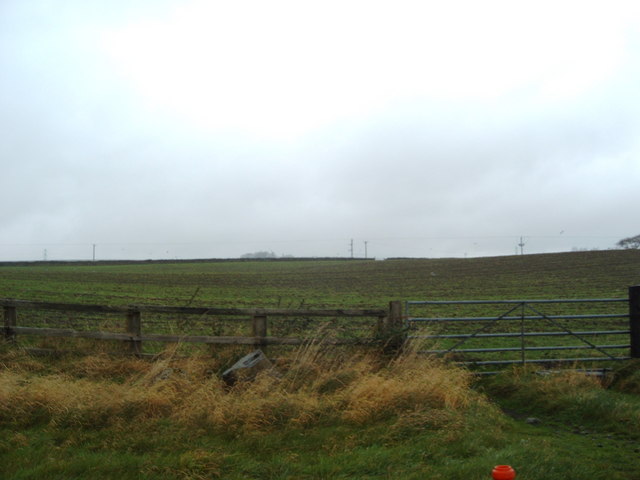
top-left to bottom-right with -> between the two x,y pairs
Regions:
2,250 -> 637,363
1,250 -> 640,479
1,249 -> 638,308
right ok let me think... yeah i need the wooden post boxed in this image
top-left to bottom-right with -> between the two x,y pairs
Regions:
3,306 -> 17,342
381,301 -> 404,353
630,285 -> 640,358
126,310 -> 142,356
252,314 -> 268,348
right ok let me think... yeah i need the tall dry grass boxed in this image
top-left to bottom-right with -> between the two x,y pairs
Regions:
0,343 -> 487,432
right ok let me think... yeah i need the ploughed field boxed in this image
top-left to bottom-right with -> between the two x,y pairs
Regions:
0,249 -> 638,308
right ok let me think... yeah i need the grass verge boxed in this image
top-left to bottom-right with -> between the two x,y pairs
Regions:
2,346 -> 640,479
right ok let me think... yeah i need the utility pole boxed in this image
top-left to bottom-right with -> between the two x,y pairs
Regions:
43,249 -> 47,261
349,239 -> 354,259
92,244 -> 96,262
364,241 -> 368,259
518,236 -> 525,255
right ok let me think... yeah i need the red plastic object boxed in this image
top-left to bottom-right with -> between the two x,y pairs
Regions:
492,465 -> 516,480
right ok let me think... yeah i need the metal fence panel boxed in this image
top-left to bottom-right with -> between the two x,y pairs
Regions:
406,298 -> 630,372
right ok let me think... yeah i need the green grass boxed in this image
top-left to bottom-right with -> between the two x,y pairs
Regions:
1,250 -> 640,479
2,403 -> 640,479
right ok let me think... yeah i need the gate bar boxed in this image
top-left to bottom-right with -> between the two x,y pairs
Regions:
409,313 -> 627,323
460,356 -> 631,366
407,298 -> 627,305
411,329 -> 630,339
422,344 -> 629,354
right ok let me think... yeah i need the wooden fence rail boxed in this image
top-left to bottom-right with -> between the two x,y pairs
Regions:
1,298 -> 403,354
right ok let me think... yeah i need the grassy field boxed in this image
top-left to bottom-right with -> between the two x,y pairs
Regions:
1,249 -> 638,308
1,250 -> 640,479
2,250 -> 637,361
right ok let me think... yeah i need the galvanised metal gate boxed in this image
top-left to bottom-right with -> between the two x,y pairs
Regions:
405,297 -> 631,374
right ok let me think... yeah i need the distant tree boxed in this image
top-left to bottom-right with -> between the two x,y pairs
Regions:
241,251 -> 277,259
617,234 -> 640,249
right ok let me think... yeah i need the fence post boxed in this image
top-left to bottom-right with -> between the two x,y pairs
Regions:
630,285 -> 640,359
3,306 -> 16,342
126,309 -> 142,356
252,314 -> 268,348
381,300 -> 405,353
377,314 -> 386,336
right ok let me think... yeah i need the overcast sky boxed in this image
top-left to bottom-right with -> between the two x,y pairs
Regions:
1,0 -> 639,261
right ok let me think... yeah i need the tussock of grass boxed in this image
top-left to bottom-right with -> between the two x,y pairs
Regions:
608,359 -> 640,395
340,351 -> 474,424
71,354 -> 150,380
0,344 -> 486,433
485,367 -> 640,435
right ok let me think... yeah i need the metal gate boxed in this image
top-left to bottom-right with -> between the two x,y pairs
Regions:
405,298 -> 630,374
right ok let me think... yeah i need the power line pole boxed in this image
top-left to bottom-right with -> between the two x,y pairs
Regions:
349,239 -> 354,259
364,241 -> 368,259
92,244 -> 96,262
518,236 -> 525,255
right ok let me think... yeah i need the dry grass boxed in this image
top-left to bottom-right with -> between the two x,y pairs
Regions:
0,342 -> 485,432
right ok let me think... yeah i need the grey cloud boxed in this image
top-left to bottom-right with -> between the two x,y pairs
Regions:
1,1 -> 639,260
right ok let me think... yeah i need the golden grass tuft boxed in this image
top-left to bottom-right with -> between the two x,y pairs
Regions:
0,344 -> 486,432
340,350 -> 475,424
70,353 -> 150,379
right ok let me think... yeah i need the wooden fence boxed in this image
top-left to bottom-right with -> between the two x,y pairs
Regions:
4,285 -> 639,364
1,299 -> 404,355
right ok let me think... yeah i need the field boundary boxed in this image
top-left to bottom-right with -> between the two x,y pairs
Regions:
3,285 -> 639,369
1,298 -> 402,354
406,285 -> 640,372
